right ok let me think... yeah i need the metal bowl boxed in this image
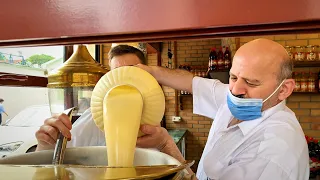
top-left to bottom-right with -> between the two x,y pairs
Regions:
0,146 -> 193,180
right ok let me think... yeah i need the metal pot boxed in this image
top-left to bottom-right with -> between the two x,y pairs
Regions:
0,146 -> 194,179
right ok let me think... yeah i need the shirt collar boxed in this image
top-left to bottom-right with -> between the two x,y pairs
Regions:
238,100 -> 286,136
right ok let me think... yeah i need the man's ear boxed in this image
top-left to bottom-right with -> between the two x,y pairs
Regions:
278,79 -> 295,101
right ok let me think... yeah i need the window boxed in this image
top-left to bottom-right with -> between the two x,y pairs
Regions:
0,45 -> 64,124
0,45 -> 101,125
0,46 -> 64,76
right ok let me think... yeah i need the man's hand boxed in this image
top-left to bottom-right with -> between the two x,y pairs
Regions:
137,124 -> 196,177
136,124 -> 170,150
35,113 -> 72,151
135,64 -> 193,93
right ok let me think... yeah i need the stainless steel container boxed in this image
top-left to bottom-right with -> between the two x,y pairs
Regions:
0,146 -> 194,179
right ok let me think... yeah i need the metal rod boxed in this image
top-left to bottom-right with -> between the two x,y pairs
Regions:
52,107 -> 77,165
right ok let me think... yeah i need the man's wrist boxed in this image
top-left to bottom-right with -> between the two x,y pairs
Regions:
158,129 -> 173,153
159,136 -> 172,153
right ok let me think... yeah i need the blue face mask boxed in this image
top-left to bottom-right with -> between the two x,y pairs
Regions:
227,80 -> 285,121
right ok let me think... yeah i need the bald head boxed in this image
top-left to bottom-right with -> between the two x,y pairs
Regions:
229,38 -> 295,111
234,38 -> 292,82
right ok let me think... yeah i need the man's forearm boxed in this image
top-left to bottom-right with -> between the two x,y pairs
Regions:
150,66 -> 194,93
160,137 -> 195,177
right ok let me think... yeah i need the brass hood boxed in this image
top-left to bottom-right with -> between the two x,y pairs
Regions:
47,45 -> 108,88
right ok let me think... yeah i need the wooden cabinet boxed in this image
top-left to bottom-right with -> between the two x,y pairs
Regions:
0,1 -> 320,47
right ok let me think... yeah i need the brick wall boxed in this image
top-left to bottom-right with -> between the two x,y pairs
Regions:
146,53 -> 158,66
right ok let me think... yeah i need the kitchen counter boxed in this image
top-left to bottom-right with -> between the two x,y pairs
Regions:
168,129 -> 187,158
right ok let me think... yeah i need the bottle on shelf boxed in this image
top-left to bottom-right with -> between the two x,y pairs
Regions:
306,72 -> 311,92
300,72 -> 308,92
294,72 -> 301,92
208,49 -> 213,71
186,64 -> 191,72
308,72 -> 316,92
295,46 -> 305,61
306,45 -> 316,61
224,47 -> 231,69
293,71 -> 320,93
318,71 -> 320,92
210,48 -> 217,70
285,46 -> 294,61
222,46 -> 226,54
182,64 -> 186,71
217,47 -> 224,70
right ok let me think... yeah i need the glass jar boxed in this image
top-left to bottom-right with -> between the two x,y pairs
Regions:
306,45 -> 316,61
295,46 -> 305,61
285,46 -> 294,60
292,46 -> 297,61
308,72 -> 316,92
312,72 -> 316,92
294,72 -> 301,92
300,72 -> 308,92
316,45 -> 320,61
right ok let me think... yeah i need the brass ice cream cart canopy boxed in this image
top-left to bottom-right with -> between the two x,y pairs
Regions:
47,44 -> 108,88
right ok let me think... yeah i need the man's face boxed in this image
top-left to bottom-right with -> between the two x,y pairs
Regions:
228,50 -> 281,111
109,54 -> 142,70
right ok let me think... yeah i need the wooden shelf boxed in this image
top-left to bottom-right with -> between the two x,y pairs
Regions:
208,69 -> 230,73
294,61 -> 320,67
292,91 -> 319,94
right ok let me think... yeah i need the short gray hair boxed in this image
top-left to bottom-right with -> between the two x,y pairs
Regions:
278,58 -> 293,82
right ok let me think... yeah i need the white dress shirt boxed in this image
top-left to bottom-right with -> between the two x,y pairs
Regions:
67,109 -> 106,147
66,109 -> 158,153
192,77 -> 309,180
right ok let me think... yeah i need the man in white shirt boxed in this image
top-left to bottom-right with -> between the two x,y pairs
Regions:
135,39 -> 309,179
35,45 -> 148,150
